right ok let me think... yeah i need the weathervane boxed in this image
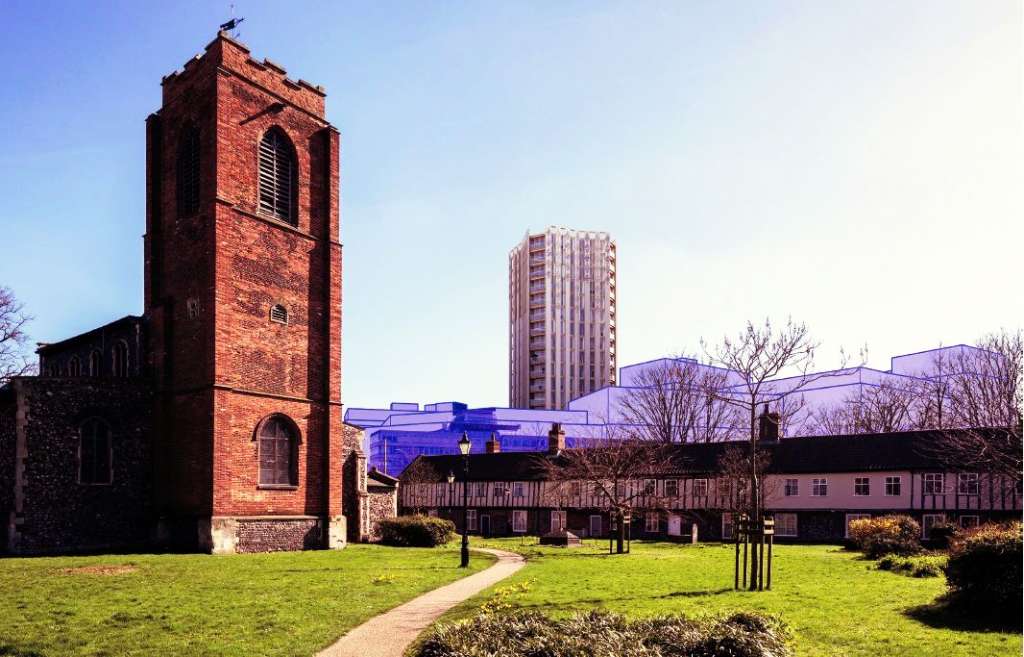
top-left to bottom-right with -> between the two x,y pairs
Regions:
220,5 -> 244,37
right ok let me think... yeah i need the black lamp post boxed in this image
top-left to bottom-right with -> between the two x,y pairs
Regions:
458,431 -> 471,568
447,470 -> 455,515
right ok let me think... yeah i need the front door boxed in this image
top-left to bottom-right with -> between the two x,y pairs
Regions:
589,514 -> 602,537
480,515 -> 491,537
668,514 -> 682,536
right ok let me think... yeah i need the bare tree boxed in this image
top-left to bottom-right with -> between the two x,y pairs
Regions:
617,358 -> 739,443
540,424 -> 669,554
702,318 -> 850,590
925,330 -> 1023,479
809,378 -> 921,435
1,287 -> 35,385
715,445 -> 775,514
398,457 -> 443,515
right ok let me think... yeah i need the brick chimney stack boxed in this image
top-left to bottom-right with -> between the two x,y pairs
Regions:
548,423 -> 566,454
485,433 -> 501,454
758,404 -> 781,442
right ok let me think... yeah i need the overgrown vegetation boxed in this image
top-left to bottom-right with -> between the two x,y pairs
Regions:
847,515 -> 921,558
416,609 -> 791,657
378,515 -> 456,547
876,554 -> 945,578
944,522 -> 1022,613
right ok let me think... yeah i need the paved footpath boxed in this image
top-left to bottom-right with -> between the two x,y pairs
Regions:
317,548 -> 526,657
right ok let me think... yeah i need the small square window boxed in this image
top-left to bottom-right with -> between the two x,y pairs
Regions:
784,478 -> 799,496
692,479 -> 708,497
854,477 -> 870,496
513,482 -> 525,497
664,479 -> 679,497
885,476 -> 902,496
812,478 -> 828,497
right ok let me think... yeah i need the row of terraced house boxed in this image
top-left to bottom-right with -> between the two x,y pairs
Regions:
398,421 -> 1022,543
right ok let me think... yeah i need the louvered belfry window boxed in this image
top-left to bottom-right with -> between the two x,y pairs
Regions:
258,128 -> 297,225
259,416 -> 297,486
176,125 -> 200,216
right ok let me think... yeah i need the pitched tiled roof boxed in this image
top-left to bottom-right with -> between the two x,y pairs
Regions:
404,429 -> 995,482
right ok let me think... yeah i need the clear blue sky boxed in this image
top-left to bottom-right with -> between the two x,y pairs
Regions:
1,1 -> 1020,409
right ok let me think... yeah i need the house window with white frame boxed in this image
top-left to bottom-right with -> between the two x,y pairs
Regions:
475,482 -> 487,496
722,514 -> 735,540
812,478 -> 828,496
922,513 -> 945,539
569,481 -> 582,497
923,473 -> 944,494
643,479 -> 656,495
493,482 -> 507,497
664,479 -> 679,497
513,481 -> 525,498
645,512 -> 659,533
957,473 -> 979,496
512,509 -> 527,533
845,513 -> 872,538
774,513 -> 798,537
958,515 -> 979,529
885,476 -> 901,496
784,478 -> 799,496
854,477 -> 870,496
466,509 -> 477,531
693,478 -> 708,497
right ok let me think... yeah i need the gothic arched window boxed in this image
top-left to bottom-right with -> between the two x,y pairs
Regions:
258,415 -> 298,487
79,418 -> 112,485
258,128 -> 297,225
176,124 -> 201,217
112,341 -> 129,378
68,356 -> 81,377
88,350 -> 102,377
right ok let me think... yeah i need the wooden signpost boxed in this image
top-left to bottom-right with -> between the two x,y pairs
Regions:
733,514 -> 775,591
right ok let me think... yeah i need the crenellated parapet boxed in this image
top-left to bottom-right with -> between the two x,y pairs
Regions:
161,31 -> 327,118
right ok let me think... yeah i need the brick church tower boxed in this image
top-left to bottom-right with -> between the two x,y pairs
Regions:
144,32 -> 344,553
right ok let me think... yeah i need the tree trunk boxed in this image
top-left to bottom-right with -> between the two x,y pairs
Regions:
616,510 -> 626,554
748,406 -> 760,590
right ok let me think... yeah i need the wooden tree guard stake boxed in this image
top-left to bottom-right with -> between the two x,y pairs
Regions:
733,514 -> 775,591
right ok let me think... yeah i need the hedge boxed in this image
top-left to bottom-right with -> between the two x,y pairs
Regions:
415,610 -> 791,657
847,515 -> 921,558
378,515 -> 456,547
944,522 -> 1022,611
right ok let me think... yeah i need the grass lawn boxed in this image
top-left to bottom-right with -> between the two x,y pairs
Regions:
0,544 -> 492,657
437,539 -> 1021,657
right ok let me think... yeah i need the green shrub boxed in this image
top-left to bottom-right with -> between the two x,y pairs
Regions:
377,515 -> 455,547
926,521 -> 958,548
848,515 -> 921,558
945,522 -> 1022,611
876,554 -> 944,577
415,609 -> 791,657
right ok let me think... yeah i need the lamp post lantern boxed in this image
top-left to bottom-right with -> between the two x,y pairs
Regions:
458,431 -> 471,568
446,470 -> 455,515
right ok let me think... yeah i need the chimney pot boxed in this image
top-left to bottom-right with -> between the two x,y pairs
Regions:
548,423 -> 566,454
